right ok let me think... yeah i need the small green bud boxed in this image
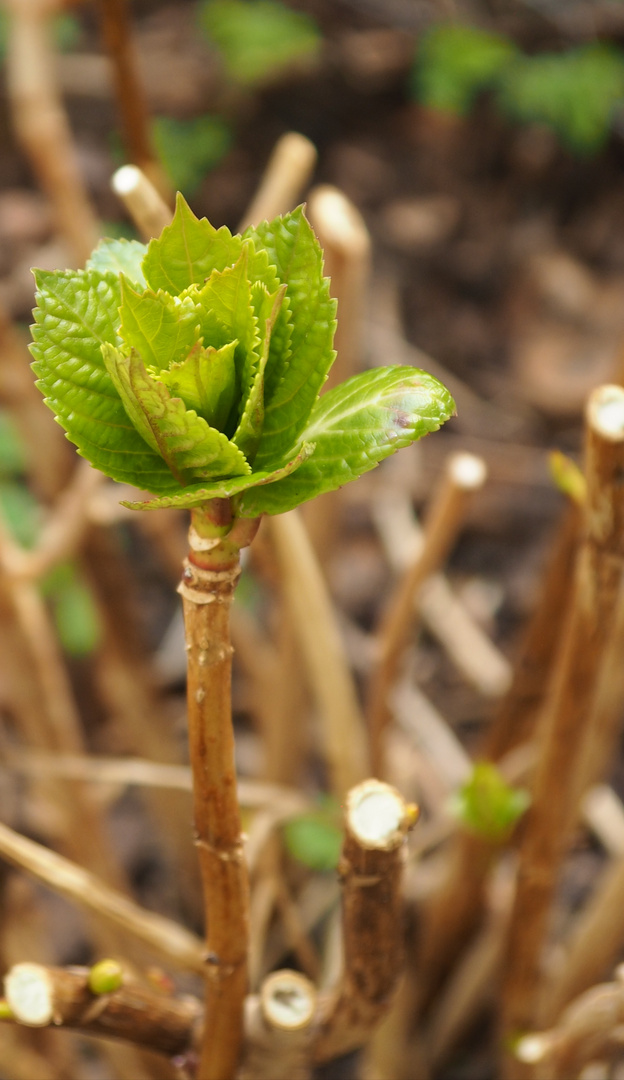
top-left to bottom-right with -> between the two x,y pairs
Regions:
549,450 -> 586,506
88,959 -> 124,995
0,998 -> 14,1020
449,762 -> 530,843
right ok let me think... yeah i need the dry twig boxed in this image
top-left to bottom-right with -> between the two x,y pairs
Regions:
367,451 -> 487,775
238,133 -> 317,232
502,385 -> 624,1063
314,779 -> 418,1062
3,0 -> 99,264
3,962 -> 201,1059
0,820 -> 206,974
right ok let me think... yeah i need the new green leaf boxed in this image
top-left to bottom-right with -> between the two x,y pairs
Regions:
239,366 -> 455,517
31,196 -> 454,516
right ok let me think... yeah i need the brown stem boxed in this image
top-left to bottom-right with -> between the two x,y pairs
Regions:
313,779 -> 417,1062
96,0 -> 170,200
501,385 -> 624,1065
180,506 -> 254,1080
485,503 -> 580,762
4,962 -> 201,1059
4,0 -> 99,265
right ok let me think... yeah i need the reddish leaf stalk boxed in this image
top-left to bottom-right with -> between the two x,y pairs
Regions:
179,504 -> 258,1080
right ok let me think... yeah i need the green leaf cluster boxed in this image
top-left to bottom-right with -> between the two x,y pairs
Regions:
413,24 -> 624,154
199,0 -> 321,85
31,196 -> 454,516
449,762 -> 530,843
152,115 -> 232,196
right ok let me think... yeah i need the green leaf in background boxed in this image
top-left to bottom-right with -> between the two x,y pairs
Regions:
87,238 -> 147,288
199,0 -> 321,86
283,803 -> 342,872
42,561 -> 101,658
0,410 -> 26,478
498,44 -> 624,153
449,762 -> 530,843
152,115 -> 232,196
414,23 -> 517,116
0,481 -> 41,549
0,12 -> 82,64
240,366 -> 455,517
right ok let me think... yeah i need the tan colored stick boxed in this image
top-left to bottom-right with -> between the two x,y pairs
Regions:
303,186 -> 371,558
313,779 -> 418,1062
4,0 -> 99,265
4,962 -> 201,1058
368,452 -> 487,775
6,751 -> 309,815
515,968 -> 624,1080
112,164 -> 172,242
240,970 -> 317,1080
268,509 -> 368,797
307,185 -> 370,391
3,462 -> 104,583
502,385 -> 624,1061
0,820 -> 206,974
427,860 -> 515,1068
96,0 -> 170,201
238,133 -> 317,232
372,489 -> 512,698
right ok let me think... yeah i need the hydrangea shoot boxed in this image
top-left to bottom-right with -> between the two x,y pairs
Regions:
30,195 -> 454,515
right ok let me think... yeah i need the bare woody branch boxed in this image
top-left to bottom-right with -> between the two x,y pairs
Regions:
502,384 -> 624,1061
240,970 -> 317,1080
268,509 -> 369,798
515,966 -> 624,1080
96,0 -> 171,200
3,0 -> 99,264
179,510 -> 261,1080
3,962 -> 201,1060
314,779 -> 418,1062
